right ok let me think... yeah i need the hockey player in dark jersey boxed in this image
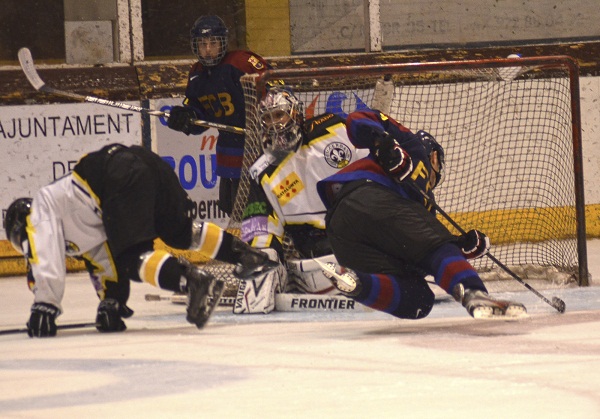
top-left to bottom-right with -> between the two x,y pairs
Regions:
317,109 -> 527,319
236,86 -> 368,313
167,15 -> 270,215
4,144 -> 276,337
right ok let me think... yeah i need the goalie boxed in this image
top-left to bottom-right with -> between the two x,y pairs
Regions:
4,144 -> 276,337
316,109 -> 527,319
236,86 -> 368,313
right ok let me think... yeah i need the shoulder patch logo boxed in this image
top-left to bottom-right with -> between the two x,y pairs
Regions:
248,55 -> 265,70
324,142 -> 352,168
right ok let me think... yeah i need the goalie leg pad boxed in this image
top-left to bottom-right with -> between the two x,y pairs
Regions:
286,255 -> 341,295
234,250 -> 287,314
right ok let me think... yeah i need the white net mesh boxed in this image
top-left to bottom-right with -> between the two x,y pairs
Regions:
204,57 -> 587,296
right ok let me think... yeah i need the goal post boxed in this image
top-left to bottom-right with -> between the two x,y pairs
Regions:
207,55 -> 588,295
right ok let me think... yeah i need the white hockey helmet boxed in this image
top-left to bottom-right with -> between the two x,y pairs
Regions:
259,87 -> 304,161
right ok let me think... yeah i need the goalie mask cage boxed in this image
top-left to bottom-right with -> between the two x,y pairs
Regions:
205,55 -> 588,296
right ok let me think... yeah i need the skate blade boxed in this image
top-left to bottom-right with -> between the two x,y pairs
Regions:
193,281 -> 225,329
472,305 -> 529,321
312,259 -> 356,293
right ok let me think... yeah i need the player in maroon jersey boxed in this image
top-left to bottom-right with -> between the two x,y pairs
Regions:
167,15 -> 270,215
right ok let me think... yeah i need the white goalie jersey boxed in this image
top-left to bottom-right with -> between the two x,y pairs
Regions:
242,112 -> 368,250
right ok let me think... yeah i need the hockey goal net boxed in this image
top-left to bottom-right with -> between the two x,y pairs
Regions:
205,55 -> 588,296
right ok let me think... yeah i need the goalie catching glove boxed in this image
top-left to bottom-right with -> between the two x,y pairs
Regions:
372,131 -> 413,182
456,229 -> 490,260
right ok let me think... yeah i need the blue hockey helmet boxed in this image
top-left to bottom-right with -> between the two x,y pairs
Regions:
4,197 -> 32,254
190,15 -> 229,66
417,130 -> 445,188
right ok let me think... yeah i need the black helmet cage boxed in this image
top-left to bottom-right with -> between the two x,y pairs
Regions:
417,130 -> 445,187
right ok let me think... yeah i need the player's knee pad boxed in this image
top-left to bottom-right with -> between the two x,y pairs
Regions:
286,254 -> 341,295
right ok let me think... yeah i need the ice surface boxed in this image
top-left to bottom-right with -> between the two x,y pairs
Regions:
1,240 -> 599,418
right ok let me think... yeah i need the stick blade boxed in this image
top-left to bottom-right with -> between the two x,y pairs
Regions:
18,47 -> 45,91
552,297 -> 566,313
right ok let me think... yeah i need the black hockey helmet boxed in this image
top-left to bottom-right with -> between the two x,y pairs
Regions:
4,197 -> 32,254
190,15 -> 229,67
417,130 -> 445,188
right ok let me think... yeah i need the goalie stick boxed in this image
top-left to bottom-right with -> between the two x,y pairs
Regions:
408,182 -> 566,313
17,47 -> 247,136
0,322 -> 96,336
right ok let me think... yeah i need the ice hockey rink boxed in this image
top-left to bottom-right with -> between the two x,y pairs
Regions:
0,241 -> 599,418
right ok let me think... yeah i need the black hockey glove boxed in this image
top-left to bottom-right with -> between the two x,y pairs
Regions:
373,132 -> 413,182
167,106 -> 197,135
95,299 -> 133,333
27,303 -> 59,338
456,229 -> 491,260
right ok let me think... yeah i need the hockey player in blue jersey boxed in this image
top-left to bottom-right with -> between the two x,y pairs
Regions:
317,109 -> 527,319
167,15 -> 270,215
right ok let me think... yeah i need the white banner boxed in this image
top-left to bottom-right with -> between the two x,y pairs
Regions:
0,102 -> 141,240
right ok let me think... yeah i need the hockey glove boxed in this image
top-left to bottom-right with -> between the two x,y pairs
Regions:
167,106 -> 197,135
95,298 -> 132,333
27,303 -> 59,338
373,132 -> 413,182
456,229 -> 491,260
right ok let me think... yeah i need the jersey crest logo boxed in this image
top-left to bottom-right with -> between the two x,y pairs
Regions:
324,142 -> 352,169
273,172 -> 304,206
248,55 -> 265,70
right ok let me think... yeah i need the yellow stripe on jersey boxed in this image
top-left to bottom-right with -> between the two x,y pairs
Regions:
25,214 -> 38,267
197,222 -> 223,259
139,250 -> 171,287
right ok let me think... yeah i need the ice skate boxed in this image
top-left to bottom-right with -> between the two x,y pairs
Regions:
232,238 -> 279,278
452,283 -> 528,320
314,259 -> 362,297
179,257 -> 224,329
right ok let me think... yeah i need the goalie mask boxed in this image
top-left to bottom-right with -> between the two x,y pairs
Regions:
259,87 -> 304,161
190,15 -> 229,67
4,197 -> 32,254
417,130 -> 445,188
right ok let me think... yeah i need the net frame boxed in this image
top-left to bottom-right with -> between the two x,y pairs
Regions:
205,55 -> 588,295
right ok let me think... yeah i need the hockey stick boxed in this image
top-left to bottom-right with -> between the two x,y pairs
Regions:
17,47 -> 247,136
0,322 -> 97,336
408,182 -> 566,313
145,293 -> 236,306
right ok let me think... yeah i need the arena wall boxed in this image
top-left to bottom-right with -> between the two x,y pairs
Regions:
0,41 -> 599,276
